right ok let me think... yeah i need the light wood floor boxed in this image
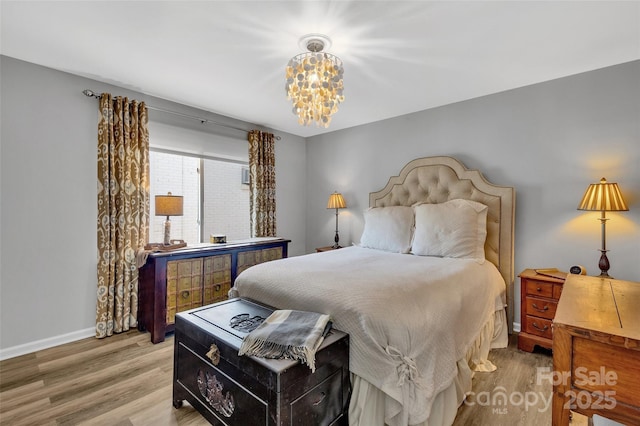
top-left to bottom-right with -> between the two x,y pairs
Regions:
1,332 -> 586,425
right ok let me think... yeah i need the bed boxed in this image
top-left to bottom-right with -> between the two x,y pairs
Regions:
232,156 -> 515,426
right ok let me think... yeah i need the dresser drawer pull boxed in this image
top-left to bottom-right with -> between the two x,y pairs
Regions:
206,343 -> 221,366
532,322 -> 549,332
313,392 -> 327,406
536,287 -> 542,292
532,303 -> 549,312
181,290 -> 190,299
215,284 -> 221,291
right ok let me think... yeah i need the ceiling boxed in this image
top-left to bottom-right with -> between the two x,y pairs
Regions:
1,1 -> 639,138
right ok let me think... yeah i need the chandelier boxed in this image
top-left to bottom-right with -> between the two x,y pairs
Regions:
285,34 -> 344,128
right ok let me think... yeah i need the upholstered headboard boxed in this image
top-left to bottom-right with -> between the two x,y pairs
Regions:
370,156 -> 515,331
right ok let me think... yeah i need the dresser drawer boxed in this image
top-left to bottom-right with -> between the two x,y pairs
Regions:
524,315 -> 552,339
525,280 -> 554,298
525,296 -> 558,320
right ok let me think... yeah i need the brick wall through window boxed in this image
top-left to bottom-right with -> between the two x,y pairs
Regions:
149,151 -> 250,244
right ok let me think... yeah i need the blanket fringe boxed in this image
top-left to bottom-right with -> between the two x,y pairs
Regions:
239,336 -> 320,372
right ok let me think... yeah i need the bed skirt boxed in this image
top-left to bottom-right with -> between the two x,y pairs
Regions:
348,308 -> 508,426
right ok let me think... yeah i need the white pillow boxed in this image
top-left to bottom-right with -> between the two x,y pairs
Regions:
412,199 -> 488,261
359,206 -> 414,253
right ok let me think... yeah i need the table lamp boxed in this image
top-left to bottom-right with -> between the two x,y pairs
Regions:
577,178 -> 629,277
327,192 -> 346,249
155,192 -> 184,245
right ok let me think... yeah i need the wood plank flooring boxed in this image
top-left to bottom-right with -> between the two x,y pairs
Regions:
0,332 -> 586,425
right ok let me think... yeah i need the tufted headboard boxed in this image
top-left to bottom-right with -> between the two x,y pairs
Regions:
369,156 -> 515,331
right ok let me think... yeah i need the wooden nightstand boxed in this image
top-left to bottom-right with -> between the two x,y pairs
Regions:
316,245 -> 340,252
518,268 -> 566,352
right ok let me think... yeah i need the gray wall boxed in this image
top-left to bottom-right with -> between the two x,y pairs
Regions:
305,60 -> 640,329
2,55 -> 638,355
0,56 -> 307,355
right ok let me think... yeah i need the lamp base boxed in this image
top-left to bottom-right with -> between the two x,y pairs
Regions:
163,218 -> 172,245
333,230 -> 341,250
598,250 -> 612,278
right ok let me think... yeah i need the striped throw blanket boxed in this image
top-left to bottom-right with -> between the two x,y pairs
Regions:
238,310 -> 332,372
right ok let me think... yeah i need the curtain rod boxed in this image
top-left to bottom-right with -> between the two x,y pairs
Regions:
82,89 -> 280,140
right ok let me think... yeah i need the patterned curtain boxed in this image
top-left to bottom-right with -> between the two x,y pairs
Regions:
96,93 -> 150,338
248,130 -> 276,237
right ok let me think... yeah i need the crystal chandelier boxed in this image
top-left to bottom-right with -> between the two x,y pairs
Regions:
285,34 -> 344,128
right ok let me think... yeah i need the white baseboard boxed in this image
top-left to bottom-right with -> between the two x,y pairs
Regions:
0,327 -> 95,361
513,322 -> 521,333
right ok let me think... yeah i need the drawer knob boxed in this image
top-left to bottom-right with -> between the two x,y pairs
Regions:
532,322 -> 549,332
206,343 -> 221,366
181,290 -> 190,299
532,303 -> 549,312
313,391 -> 327,406
536,287 -> 542,292
215,284 -> 221,291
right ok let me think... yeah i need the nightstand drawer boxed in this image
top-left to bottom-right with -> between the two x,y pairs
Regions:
524,315 -> 552,339
525,280 -> 553,298
525,296 -> 557,320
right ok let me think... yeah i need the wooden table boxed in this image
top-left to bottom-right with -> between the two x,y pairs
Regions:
552,274 -> 640,425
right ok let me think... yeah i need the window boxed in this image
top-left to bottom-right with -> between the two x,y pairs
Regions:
149,150 -> 250,244
202,157 -> 250,241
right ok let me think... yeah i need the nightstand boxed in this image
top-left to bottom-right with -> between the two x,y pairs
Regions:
316,246 -> 340,252
518,268 -> 566,352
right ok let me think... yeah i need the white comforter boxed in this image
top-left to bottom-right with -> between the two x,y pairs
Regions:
233,246 -> 505,426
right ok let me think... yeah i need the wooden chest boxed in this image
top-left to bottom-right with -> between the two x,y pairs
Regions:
173,298 -> 350,425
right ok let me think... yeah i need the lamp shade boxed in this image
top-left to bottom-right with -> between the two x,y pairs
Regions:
577,178 -> 629,212
327,192 -> 346,209
155,192 -> 184,216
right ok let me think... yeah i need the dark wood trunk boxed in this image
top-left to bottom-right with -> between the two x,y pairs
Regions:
173,298 -> 350,425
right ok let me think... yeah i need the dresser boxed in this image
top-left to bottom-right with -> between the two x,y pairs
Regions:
138,238 -> 290,343
552,274 -> 640,426
518,269 -> 566,352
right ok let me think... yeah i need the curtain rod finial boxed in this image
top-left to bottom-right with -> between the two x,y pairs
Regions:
83,89 -> 97,98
